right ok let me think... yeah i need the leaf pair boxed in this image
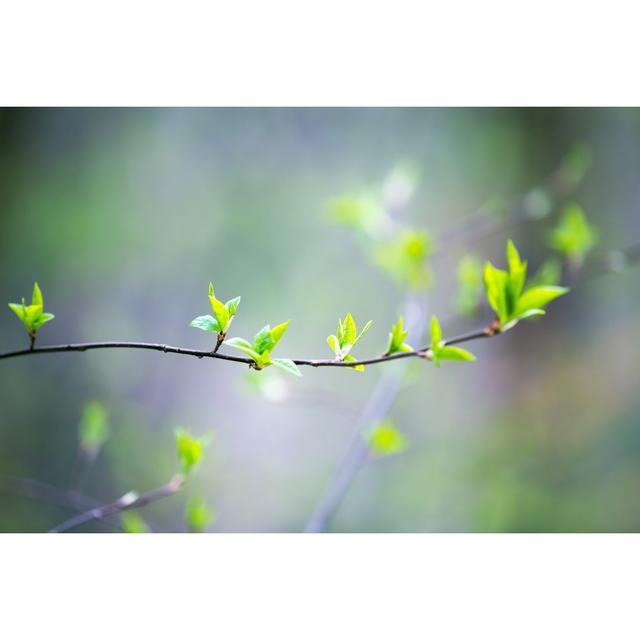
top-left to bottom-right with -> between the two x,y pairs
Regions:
190,282 -> 241,347
327,313 -> 372,371
385,316 -> 413,355
8,282 -> 55,341
427,316 -> 476,367
226,321 -> 301,377
484,240 -> 569,332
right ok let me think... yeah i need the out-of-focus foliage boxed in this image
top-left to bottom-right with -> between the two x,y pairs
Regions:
185,496 -> 215,532
79,401 -> 110,457
548,203 -> 599,265
366,420 -> 408,456
528,258 -> 562,288
455,255 -> 483,317
121,511 -> 150,533
374,228 -> 434,290
8,282 -> 54,339
175,429 -> 208,476
484,240 -> 569,331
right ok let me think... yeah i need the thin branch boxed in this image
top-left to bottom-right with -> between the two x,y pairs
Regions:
49,474 -> 185,533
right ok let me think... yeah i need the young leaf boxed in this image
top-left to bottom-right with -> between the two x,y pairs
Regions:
366,421 -> 408,456
341,313 -> 357,347
327,334 -> 340,354
269,321 -> 290,351
354,319 -> 373,345
515,285 -> 569,317
175,429 -> 208,476
225,296 -> 242,316
209,296 -> 230,332
32,282 -> 43,308
437,346 -> 476,362
343,354 -> 365,372
271,358 -> 302,377
483,262 -> 509,325
121,511 -> 150,534
386,316 -> 413,355
253,325 -> 274,355
185,496 -> 215,533
430,315 -> 443,347
189,315 -> 221,333
506,239 -> 527,304
225,337 -> 262,362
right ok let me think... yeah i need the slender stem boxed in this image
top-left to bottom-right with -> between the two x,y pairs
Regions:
49,474 -> 185,533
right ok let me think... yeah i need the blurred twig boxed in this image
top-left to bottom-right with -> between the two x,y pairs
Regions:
49,474 -> 185,533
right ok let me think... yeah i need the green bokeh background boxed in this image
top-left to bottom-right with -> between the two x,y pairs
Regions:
1,108 -> 639,532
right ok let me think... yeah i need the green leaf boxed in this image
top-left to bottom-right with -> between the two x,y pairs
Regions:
344,354 -> 364,372
386,316 -> 413,355
515,286 -> 569,316
175,429 -> 208,475
548,203 -> 598,263
252,325 -> 274,355
79,401 -> 110,456
354,319 -> 373,345
225,337 -> 262,362
483,262 -> 509,324
327,334 -> 340,354
121,511 -> 150,533
32,282 -> 43,307
366,420 -> 408,455
190,315 -> 221,333
209,281 -> 214,298
430,315 -> 443,348
506,239 -> 527,305
185,496 -> 215,532
438,346 -> 476,362
8,303 -> 26,323
33,312 -> 54,329
268,321 -> 290,351
209,296 -> 230,332
271,358 -> 302,377
341,313 -> 357,347
225,296 -> 241,316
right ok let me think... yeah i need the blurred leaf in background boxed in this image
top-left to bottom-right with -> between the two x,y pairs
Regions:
185,495 -> 215,532
79,401 -> 111,460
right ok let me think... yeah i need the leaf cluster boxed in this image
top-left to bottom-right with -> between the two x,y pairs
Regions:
226,321 -> 301,376
327,313 -> 372,371
190,282 -> 241,341
484,240 -> 569,332
8,282 -> 54,339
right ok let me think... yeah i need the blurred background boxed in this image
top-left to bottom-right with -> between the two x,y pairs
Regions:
0,108 -> 639,532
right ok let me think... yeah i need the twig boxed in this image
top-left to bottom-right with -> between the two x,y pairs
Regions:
49,474 -> 185,533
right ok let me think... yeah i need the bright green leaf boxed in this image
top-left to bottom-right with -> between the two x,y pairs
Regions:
269,321 -> 290,351
438,346 -> 476,362
209,296 -> 230,332
253,325 -> 274,355
548,203 -> 598,263
327,334 -> 340,354
515,285 -> 569,316
386,316 -> 413,355
342,313 -> 357,347
354,319 -> 373,345
32,282 -> 43,307
225,337 -> 262,362
430,315 -> 443,348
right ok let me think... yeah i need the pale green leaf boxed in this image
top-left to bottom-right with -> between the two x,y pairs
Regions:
189,315 -> 221,333
271,358 -> 302,377
269,321 -> 290,351
430,315 -> 442,348
342,313 -> 357,346
327,334 -> 340,354
175,429 -> 208,475
438,346 -> 476,362
225,337 -> 262,362
225,296 -> 241,316
354,319 -> 373,345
